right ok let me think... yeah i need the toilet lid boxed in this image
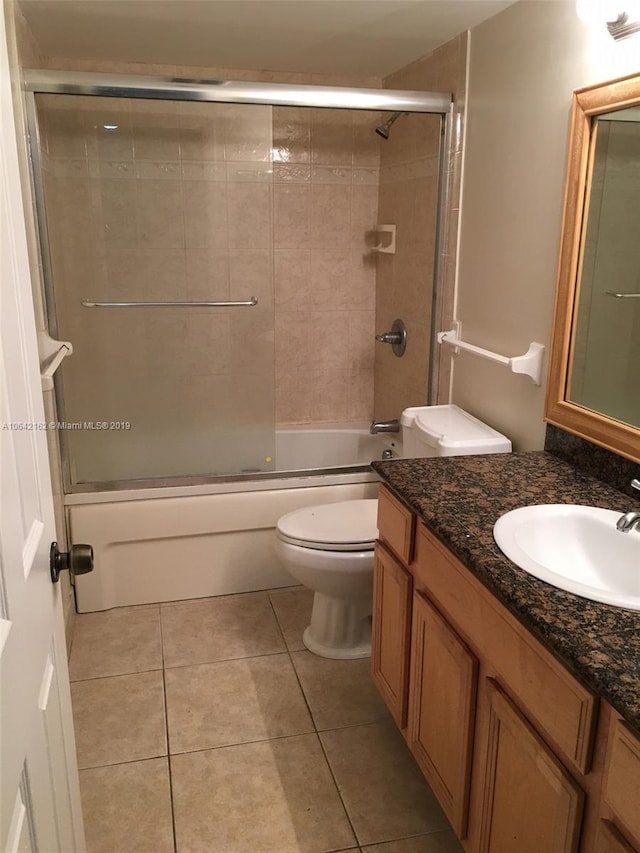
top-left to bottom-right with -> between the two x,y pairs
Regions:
277,499 -> 378,551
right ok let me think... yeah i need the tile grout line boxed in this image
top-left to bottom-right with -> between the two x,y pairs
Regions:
265,591 -> 362,850
69,646 -> 292,683
159,608 -> 179,853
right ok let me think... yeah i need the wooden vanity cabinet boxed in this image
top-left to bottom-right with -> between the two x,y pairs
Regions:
372,484 -> 640,853
600,721 -> 640,851
407,590 -> 478,837
372,486 -> 415,729
594,822 -> 637,853
372,542 -> 412,728
477,678 -> 584,853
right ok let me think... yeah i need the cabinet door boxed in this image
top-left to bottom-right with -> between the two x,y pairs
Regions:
372,542 -> 412,728
594,821 -> 637,853
478,679 -> 584,853
408,590 -> 478,838
604,721 -> 640,847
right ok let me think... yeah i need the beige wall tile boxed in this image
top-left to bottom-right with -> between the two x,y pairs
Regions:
276,310 -> 349,374
353,111 -> 383,168
186,248 -> 230,301
178,101 -> 226,161
275,249 -> 312,310
183,180 -> 228,248
79,759 -> 173,853
276,367 -> 349,423
351,184 -> 379,248
348,368 -> 375,420
136,179 -> 184,248
183,314 -> 232,375
273,106 -> 311,164
225,104 -> 272,162
311,184 -> 351,249
274,163 -> 312,183
311,108 -> 354,166
275,183 -> 311,249
229,248 -> 273,302
230,312 -> 274,372
349,311 -> 376,370
105,247 -> 186,301
227,182 -> 272,248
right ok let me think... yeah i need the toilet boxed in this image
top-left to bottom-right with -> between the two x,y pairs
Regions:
274,499 -> 378,660
275,406 -> 512,660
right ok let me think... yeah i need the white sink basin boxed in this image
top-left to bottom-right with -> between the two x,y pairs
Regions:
493,504 -> 640,610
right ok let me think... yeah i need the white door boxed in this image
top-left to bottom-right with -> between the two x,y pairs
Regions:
0,7 -> 86,852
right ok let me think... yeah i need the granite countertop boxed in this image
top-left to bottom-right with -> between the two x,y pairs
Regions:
371,451 -> 640,733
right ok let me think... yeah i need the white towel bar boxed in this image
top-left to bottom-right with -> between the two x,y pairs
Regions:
437,324 -> 545,385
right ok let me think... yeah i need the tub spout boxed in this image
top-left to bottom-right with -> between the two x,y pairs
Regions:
370,419 -> 400,435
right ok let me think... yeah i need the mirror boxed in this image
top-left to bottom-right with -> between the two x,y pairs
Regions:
546,72 -> 640,464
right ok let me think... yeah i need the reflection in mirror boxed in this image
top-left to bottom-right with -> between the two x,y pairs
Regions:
546,72 -> 640,464
569,108 -> 640,429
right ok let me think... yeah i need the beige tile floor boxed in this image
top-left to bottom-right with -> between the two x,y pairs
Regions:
69,587 -> 464,853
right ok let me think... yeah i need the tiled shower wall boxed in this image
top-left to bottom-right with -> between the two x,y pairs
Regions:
35,55 -> 383,429
375,34 -> 468,421
273,107 -> 380,422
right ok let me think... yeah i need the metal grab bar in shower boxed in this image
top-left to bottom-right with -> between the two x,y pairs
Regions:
81,297 -> 258,308
605,291 -> 640,299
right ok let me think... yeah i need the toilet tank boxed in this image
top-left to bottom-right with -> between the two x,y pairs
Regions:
400,404 -> 512,458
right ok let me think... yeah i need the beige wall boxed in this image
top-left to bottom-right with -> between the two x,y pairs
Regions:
375,33 -> 468,423
453,0 -> 640,451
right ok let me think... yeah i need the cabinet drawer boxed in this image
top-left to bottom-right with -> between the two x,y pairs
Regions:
377,484 -> 415,564
414,523 -> 596,774
604,720 -> 640,845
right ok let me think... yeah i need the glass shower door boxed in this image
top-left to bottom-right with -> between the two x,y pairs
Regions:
34,93 -> 275,487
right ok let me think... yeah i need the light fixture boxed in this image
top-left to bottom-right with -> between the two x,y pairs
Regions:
606,9 -> 640,38
576,0 -> 640,39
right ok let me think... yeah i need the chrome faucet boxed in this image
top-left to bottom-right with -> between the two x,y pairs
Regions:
615,478 -> 640,532
370,419 -> 400,435
616,512 -> 640,533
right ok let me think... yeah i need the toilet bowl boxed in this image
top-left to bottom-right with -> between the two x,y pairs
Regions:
274,499 -> 378,660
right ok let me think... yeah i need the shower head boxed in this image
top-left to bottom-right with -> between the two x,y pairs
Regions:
375,111 -> 405,139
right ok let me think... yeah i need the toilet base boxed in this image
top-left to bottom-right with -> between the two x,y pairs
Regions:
303,591 -> 372,660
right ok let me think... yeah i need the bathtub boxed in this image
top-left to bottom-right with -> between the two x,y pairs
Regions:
67,424 -> 399,612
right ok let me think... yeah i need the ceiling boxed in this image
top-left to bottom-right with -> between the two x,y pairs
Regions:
19,0 -> 515,78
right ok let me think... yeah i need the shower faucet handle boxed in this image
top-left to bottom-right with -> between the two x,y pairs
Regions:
376,331 -> 403,345
375,319 -> 406,357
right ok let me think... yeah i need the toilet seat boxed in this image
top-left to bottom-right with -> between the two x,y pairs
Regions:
276,499 -> 378,552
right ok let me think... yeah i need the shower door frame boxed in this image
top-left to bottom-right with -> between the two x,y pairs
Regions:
23,69 -> 454,493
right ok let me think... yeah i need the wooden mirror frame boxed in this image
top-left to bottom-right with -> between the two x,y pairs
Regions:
545,72 -> 640,464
